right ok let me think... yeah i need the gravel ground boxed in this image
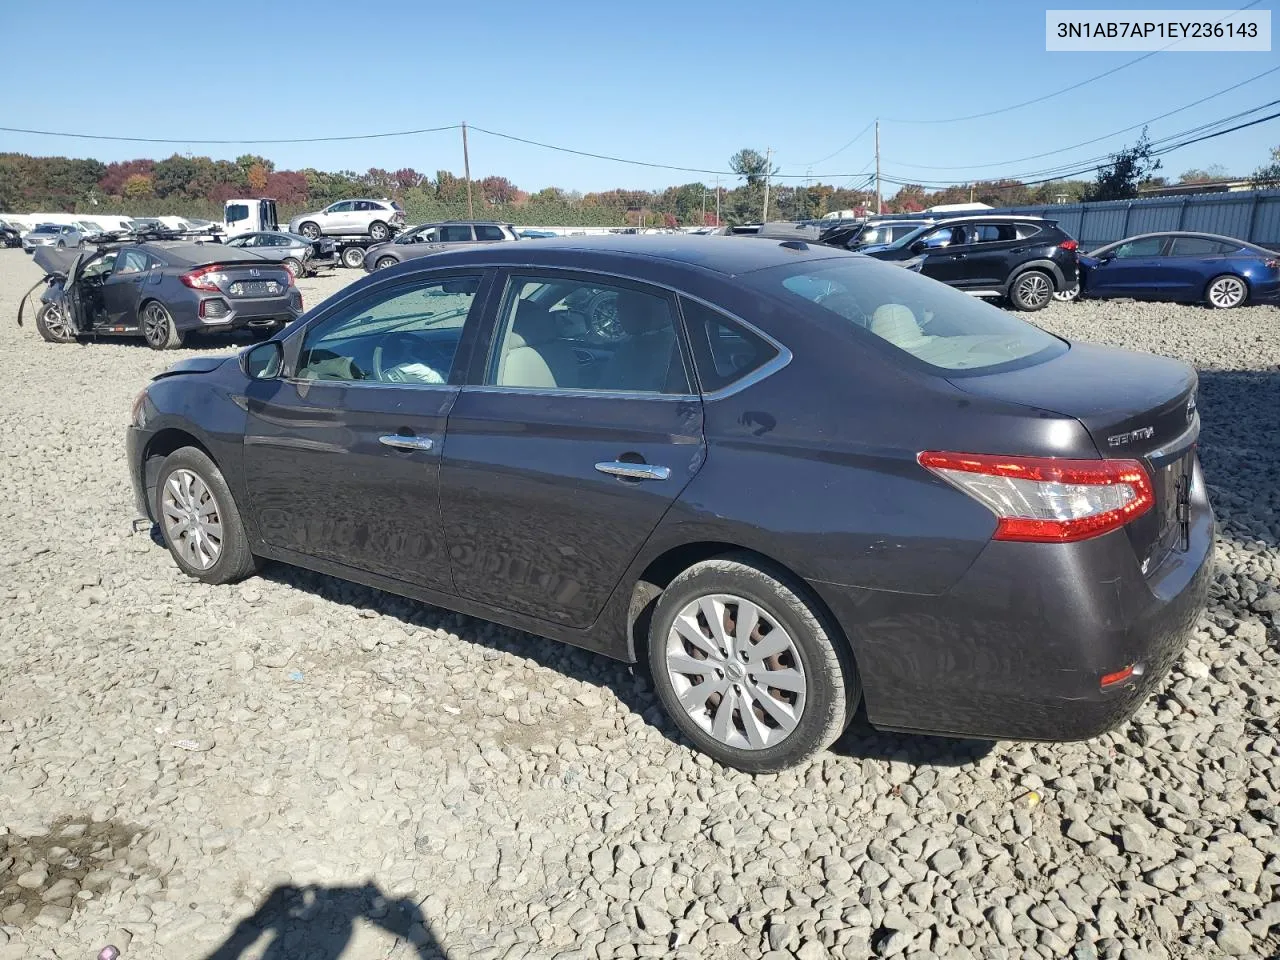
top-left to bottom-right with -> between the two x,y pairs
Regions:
1,248 -> 1278,960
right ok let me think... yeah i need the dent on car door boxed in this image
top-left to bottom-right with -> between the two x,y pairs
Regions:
241,271 -> 492,591
439,271 -> 706,631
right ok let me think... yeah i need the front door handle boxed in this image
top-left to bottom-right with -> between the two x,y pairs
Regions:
951,253 -> 967,259
379,434 -> 433,451
595,461 -> 670,481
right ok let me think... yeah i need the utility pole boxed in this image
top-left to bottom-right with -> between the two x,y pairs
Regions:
874,119 -> 881,216
762,146 -> 772,223
461,121 -> 475,219
715,176 -> 721,226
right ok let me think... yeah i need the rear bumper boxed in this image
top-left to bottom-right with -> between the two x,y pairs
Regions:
1250,278 -> 1280,304
812,461 -> 1214,742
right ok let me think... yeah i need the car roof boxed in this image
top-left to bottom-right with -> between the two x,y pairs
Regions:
926,215 -> 1048,225
138,242 -> 270,264
390,234 -> 855,278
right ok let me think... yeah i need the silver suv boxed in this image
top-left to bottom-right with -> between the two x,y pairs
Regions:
362,221 -> 520,272
288,199 -> 406,242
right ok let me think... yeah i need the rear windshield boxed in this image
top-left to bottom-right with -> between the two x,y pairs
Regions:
745,258 -> 1065,374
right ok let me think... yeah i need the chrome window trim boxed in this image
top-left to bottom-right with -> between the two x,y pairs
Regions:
463,384 -> 698,402
282,377 -> 457,392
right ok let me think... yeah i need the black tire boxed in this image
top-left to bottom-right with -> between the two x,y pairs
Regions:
647,553 -> 859,773
298,222 -> 320,241
368,220 -> 390,242
56,240 -> 65,249
35,303 -> 77,344
1008,270 -> 1054,311
375,256 -> 398,271
1204,274 -> 1248,309
141,301 -> 183,350
282,257 -> 302,280
342,246 -> 366,269
155,447 -> 258,585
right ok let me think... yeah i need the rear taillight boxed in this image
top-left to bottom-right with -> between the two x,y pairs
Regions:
180,265 -> 221,291
1264,258 -> 1279,270
918,451 -> 1154,543
1060,239 -> 1078,252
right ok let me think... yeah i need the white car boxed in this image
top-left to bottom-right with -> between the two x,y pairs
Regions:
288,198 -> 406,241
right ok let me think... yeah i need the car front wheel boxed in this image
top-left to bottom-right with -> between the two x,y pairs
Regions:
1205,274 -> 1248,309
155,447 -> 258,584
35,303 -> 77,343
1009,270 -> 1054,311
375,256 -> 398,271
647,554 -> 858,773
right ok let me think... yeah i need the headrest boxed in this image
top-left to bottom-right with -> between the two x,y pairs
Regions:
870,303 -> 924,346
509,302 -> 557,347
615,292 -> 668,335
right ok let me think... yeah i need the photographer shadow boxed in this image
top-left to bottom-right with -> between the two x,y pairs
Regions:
202,882 -> 442,960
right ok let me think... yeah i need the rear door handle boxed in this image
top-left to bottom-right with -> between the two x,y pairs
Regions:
595,461 -> 670,481
951,253 -> 966,259
379,434 -> 434,451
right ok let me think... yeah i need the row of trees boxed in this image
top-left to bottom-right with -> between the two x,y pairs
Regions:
1,137 -> 1275,226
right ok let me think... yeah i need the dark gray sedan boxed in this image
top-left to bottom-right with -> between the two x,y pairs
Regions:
123,236 -> 1211,771
224,231 -> 338,277
31,241 -> 302,349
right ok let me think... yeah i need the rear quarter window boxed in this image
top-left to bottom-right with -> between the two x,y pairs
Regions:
680,297 -> 781,393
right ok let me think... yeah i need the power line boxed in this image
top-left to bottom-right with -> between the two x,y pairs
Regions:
0,124 -> 461,145
801,120 -> 875,169
884,64 -> 1280,171
879,108 -> 1280,189
881,0 -> 1263,125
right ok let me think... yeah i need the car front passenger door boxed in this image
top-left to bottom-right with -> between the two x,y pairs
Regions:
241,271 -> 492,591
439,271 -> 706,631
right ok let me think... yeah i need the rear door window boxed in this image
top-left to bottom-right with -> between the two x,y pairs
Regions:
115,250 -> 150,275
475,225 -> 506,241
1169,236 -> 1238,256
973,223 -> 1018,243
440,225 -> 474,242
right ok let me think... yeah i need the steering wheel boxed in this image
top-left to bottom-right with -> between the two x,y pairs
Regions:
373,332 -> 443,383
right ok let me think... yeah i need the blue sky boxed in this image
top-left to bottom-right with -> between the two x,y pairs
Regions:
1,0 -> 1276,193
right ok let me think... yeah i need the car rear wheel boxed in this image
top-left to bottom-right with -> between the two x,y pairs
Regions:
375,256 -> 398,271
1009,270 -> 1054,311
1052,285 -> 1081,303
141,301 -> 183,350
298,222 -> 320,240
282,257 -> 303,280
342,246 -> 365,269
35,303 -> 77,343
156,447 -> 258,584
368,220 -> 390,242
1205,274 -> 1248,309
647,554 -> 858,772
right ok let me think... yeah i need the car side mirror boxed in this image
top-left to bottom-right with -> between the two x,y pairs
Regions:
909,240 -> 927,254
243,340 -> 282,380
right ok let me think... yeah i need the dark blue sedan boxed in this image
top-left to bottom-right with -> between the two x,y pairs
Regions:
1077,231 -> 1280,308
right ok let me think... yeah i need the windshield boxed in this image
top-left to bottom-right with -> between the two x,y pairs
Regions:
746,257 -> 1065,374
32,226 -> 59,235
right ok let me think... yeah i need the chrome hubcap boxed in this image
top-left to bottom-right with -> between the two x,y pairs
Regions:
1019,274 -> 1050,306
42,305 -> 73,339
161,469 -> 223,570
665,594 -> 806,750
1209,277 -> 1244,307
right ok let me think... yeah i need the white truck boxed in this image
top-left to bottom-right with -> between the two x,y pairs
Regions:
223,198 -> 280,238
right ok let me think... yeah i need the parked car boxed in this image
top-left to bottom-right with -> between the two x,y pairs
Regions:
0,220 -> 22,248
862,216 -> 1079,311
362,221 -> 519,272
288,199 -> 406,242
1073,232 -> 1280,308
224,231 -> 338,278
29,241 -> 302,349
519,229 -> 559,239
846,219 -> 934,250
22,223 -> 67,252
124,236 -> 1211,772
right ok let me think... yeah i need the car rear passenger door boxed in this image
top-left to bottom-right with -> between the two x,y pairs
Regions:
439,270 -> 706,629
241,270 -> 492,592
1163,236 -> 1239,301
962,221 -> 1025,289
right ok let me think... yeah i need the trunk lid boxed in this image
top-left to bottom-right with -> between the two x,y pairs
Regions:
950,342 -> 1199,573
199,261 -> 292,298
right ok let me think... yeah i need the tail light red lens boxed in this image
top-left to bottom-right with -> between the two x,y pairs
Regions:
180,265 -> 222,291
1264,258 -> 1279,269
1060,239 -> 1078,252
918,451 -> 1155,543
